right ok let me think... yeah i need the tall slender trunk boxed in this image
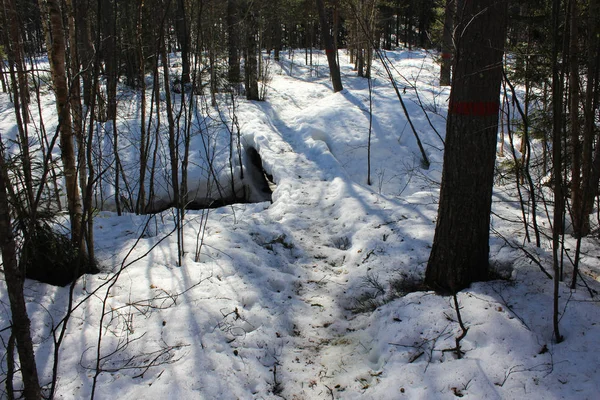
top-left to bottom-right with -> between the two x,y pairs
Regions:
74,0 -> 94,106
0,154 -> 42,400
4,0 -> 30,123
41,0 -> 84,246
227,0 -> 240,88
244,2 -> 260,100
176,0 -> 190,83
551,0 -> 564,343
440,0 -> 454,86
65,0 -> 87,221
137,0 -> 148,214
4,0 -> 34,211
569,0 -> 584,237
582,0 -> 599,234
102,0 -> 118,122
161,29 -> 183,265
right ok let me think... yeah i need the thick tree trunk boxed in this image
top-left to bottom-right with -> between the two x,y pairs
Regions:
426,0 -> 507,294
0,156 -> 42,400
316,0 -> 343,92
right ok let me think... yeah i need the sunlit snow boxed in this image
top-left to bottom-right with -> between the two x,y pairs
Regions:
1,49 -> 600,399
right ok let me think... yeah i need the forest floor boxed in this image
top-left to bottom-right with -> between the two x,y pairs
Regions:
2,49 -> 600,399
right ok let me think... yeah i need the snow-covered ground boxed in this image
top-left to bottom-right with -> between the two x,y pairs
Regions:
2,49 -> 600,399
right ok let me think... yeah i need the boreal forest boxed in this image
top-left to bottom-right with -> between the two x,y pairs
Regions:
1,0 -> 600,398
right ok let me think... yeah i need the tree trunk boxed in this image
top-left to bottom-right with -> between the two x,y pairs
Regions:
244,2 -> 260,100
439,0 -> 454,86
4,0 -> 34,209
551,0 -> 564,344
583,0 -> 599,229
316,0 -> 343,92
65,0 -> 87,221
74,0 -> 94,106
0,50 -> 7,92
227,0 -> 240,88
4,0 -> 30,123
0,155 -> 42,400
137,0 -> 147,214
426,0 -> 507,294
176,0 -> 190,83
41,0 -> 84,246
569,0 -> 585,237
418,1 -> 430,48
273,3 -> 282,61
102,0 -> 118,121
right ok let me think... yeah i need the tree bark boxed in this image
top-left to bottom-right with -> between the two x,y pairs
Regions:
439,0 -> 454,86
176,0 -> 190,83
41,0 -> 84,246
227,0 -> 240,88
316,0 -> 343,92
3,0 -> 34,209
583,0 -> 599,231
426,0 -> 507,294
551,0 -> 564,344
0,154 -> 42,400
3,0 -> 30,123
74,0 -> 94,106
137,0 -> 148,214
569,0 -> 585,237
102,0 -> 118,121
244,2 -> 260,100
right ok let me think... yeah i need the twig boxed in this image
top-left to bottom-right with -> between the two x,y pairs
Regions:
487,284 -> 531,331
442,294 -> 468,359
491,227 -> 552,279
324,384 -> 334,400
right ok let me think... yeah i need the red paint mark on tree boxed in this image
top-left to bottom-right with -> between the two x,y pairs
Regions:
325,48 -> 335,55
449,101 -> 499,116
441,52 -> 452,59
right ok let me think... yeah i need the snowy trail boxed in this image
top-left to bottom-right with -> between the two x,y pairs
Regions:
3,50 -> 600,400
228,73 -> 433,398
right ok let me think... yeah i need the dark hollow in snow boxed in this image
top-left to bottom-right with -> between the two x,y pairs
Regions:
184,146 -> 274,210
22,222 -> 98,286
244,146 -> 274,201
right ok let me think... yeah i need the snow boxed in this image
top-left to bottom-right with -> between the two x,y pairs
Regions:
1,49 -> 600,399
